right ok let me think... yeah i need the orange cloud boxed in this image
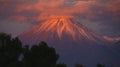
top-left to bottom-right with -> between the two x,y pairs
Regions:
0,0 -> 120,37
105,0 -> 120,20
0,0 -> 120,22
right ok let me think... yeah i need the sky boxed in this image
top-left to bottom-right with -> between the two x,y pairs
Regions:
0,0 -> 120,37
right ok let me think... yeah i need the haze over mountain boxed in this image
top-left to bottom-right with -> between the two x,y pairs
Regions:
19,16 -> 120,67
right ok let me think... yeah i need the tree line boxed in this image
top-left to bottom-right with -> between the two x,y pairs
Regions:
0,33 -> 59,67
0,33 -> 105,67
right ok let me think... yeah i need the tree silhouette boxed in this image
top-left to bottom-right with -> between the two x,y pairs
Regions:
0,33 -> 59,67
23,41 -> 59,67
0,33 -> 11,45
56,63 -> 67,67
0,33 -> 108,67
75,64 -> 84,67
0,33 -> 23,67
97,64 -> 105,67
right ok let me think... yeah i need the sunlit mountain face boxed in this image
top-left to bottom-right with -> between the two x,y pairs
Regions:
19,16 -> 120,67
19,16 -> 109,44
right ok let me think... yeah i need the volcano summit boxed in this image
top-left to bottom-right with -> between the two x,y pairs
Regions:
19,16 -> 108,44
19,16 -> 120,67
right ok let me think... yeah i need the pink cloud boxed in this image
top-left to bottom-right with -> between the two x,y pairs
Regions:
0,0 -> 120,22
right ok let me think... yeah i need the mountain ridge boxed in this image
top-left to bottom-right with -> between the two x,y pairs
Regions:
19,16 -> 110,45
18,16 -> 120,67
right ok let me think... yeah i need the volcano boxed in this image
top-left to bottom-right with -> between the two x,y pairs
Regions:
19,16 -> 120,67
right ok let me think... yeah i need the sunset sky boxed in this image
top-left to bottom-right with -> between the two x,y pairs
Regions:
0,0 -> 120,37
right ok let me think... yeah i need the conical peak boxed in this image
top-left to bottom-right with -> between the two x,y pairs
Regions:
49,15 -> 74,19
19,16 -> 110,45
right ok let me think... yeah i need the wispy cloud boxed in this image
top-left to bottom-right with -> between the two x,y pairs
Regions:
0,0 -> 119,22
0,0 -> 120,37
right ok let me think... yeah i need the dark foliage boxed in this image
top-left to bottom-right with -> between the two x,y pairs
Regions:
0,33 -> 108,67
75,64 -> 84,67
97,64 -> 105,67
56,63 -> 67,67
0,33 -> 59,67
22,41 -> 59,67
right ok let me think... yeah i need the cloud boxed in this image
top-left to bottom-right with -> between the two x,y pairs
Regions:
0,0 -> 120,22
0,0 -> 120,37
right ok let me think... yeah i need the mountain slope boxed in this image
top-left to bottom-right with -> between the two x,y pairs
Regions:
19,16 -> 108,45
18,16 -> 120,67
